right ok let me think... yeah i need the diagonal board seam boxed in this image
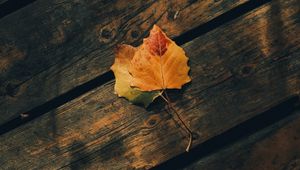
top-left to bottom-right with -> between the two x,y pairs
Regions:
0,0 -> 36,18
0,0 -> 272,135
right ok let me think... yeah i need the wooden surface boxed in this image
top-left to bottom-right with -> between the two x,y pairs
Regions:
185,109 -> 300,170
1,0 -> 299,169
0,0 -> 247,125
0,0 -> 8,4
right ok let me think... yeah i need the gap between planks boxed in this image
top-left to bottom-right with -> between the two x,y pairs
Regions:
0,0 -> 36,18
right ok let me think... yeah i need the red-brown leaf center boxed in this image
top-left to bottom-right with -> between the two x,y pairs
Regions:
145,29 -> 170,56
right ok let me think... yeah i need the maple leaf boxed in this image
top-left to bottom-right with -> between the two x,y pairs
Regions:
129,25 -> 191,91
110,44 -> 160,107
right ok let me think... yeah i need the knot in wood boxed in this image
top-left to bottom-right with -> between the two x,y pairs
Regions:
130,30 -> 140,39
240,64 -> 255,77
101,29 -> 112,39
97,25 -> 116,44
144,114 -> 160,128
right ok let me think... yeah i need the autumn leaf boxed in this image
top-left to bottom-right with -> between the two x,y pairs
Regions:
111,25 -> 193,152
110,44 -> 160,107
129,25 -> 191,91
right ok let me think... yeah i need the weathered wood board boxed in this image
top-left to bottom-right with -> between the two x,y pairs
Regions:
0,0 -> 247,125
185,109 -> 300,170
0,0 -> 299,169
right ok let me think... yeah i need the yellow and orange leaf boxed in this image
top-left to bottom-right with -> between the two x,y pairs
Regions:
129,25 -> 191,91
110,45 -> 160,107
111,25 -> 193,151
111,25 -> 191,106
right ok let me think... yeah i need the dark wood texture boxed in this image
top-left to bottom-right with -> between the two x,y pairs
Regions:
185,109 -> 300,170
0,0 -> 299,169
0,0 -> 247,125
0,0 -> 8,5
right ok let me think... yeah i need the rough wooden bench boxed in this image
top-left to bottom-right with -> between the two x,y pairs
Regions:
0,0 -> 299,169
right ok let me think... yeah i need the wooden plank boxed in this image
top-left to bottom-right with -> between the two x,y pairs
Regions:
0,0 -> 8,4
0,0 -> 37,19
0,0 -> 247,125
0,0 -> 299,169
184,110 -> 300,170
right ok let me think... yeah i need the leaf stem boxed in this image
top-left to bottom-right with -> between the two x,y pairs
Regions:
160,91 -> 193,152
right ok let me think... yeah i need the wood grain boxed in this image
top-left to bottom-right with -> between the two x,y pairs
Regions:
0,0 -> 299,169
0,0 -> 247,125
185,109 -> 300,170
